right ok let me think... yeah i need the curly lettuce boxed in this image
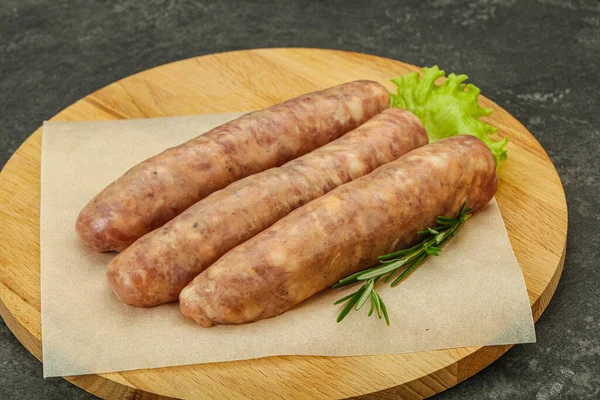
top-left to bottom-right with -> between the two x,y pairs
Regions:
390,66 -> 508,165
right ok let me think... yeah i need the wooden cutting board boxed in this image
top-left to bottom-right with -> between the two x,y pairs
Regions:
0,48 -> 567,399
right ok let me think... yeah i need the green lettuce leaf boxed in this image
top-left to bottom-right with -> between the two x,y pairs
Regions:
390,66 -> 508,165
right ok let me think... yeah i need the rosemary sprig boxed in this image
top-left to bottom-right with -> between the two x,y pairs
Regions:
333,202 -> 472,325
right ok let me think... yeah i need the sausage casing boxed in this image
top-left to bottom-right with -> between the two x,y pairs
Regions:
107,109 -> 427,306
179,135 -> 498,327
76,81 -> 390,252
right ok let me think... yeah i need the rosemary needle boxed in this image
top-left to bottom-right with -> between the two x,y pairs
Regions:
333,202 -> 472,325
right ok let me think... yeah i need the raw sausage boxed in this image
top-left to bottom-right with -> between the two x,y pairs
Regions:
76,81 -> 390,252
180,135 -> 498,326
107,109 -> 427,306
179,135 -> 498,327
107,109 -> 426,306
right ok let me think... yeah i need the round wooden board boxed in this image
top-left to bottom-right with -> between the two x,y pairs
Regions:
0,48 -> 567,399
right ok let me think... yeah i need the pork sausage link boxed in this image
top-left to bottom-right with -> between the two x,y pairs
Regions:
107,109 -> 427,306
76,81 -> 390,252
179,135 -> 498,327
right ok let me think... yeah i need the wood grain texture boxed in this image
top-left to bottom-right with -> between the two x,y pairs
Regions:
0,48 -> 567,400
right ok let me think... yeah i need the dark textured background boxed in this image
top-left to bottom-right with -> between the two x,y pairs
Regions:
1,0 -> 599,399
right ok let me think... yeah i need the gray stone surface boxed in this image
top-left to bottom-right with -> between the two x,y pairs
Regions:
1,0 -> 599,398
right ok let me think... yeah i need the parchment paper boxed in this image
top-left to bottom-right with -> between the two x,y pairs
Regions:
40,113 -> 535,378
